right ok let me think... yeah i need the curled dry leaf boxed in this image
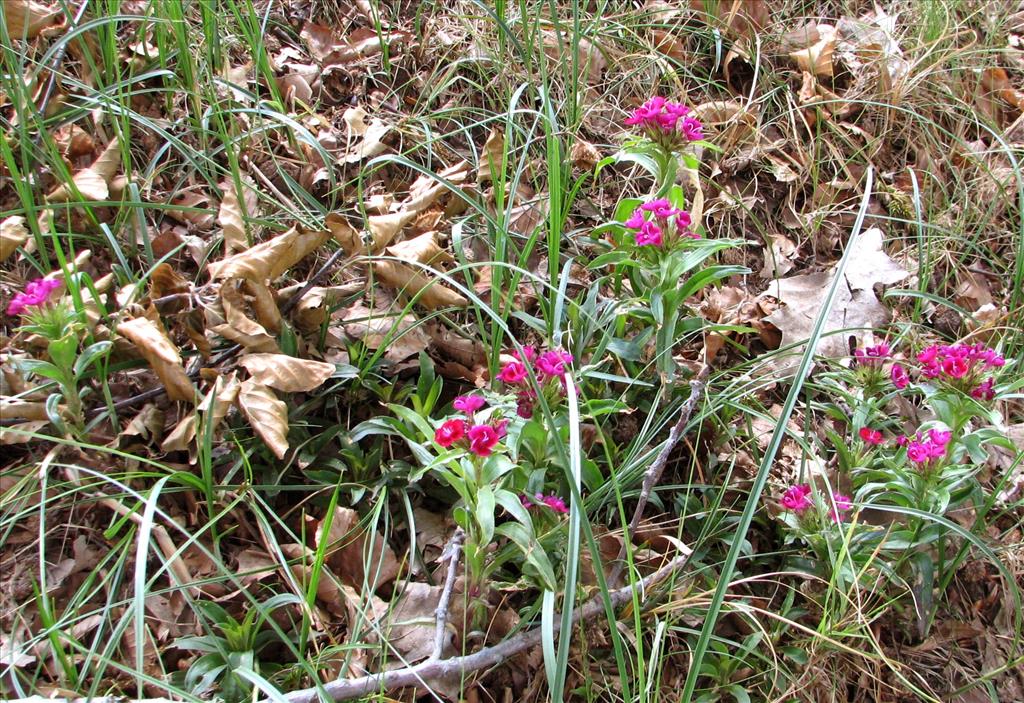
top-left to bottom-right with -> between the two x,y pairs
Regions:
117,316 -> 196,402
212,279 -> 280,353
788,24 -> 835,78
161,412 -> 197,453
47,138 -> 121,202
236,378 -> 289,459
0,216 -> 29,263
4,0 -> 62,39
238,353 -> 335,393
315,506 -> 400,592
341,301 -> 430,365
198,372 -> 240,431
207,226 -> 329,282
373,231 -> 467,310
243,279 -> 282,334
217,179 -> 256,255
477,128 -> 505,184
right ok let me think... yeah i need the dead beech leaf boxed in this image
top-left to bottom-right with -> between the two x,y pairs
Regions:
759,233 -> 798,279
374,261 -> 467,309
236,379 -> 289,459
166,191 -> 216,229
789,24 -> 835,78
238,354 -> 334,393
161,412 -> 197,453
342,117 -> 391,164
761,227 -> 908,368
4,0 -> 62,39
1,216 -> 29,262
207,226 -> 329,282
477,128 -> 505,184
198,373 -> 240,432
380,582 -> 447,663
0,398 -> 51,421
0,420 -> 48,445
47,138 -> 121,202
117,317 -> 196,402
341,302 -> 430,365
218,179 -> 253,254
212,280 -> 279,353
326,212 -> 361,254
366,211 -> 416,252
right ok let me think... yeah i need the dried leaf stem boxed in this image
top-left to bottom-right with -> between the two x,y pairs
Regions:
275,551 -> 690,703
609,364 -> 711,584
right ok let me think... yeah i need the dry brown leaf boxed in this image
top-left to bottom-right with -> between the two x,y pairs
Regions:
217,179 -> 252,255
0,398 -> 51,421
366,211 -> 416,252
0,420 -> 48,445
342,118 -> 391,164
759,234 -> 798,279
47,138 -> 121,202
760,227 -> 908,368
212,280 -> 279,353
374,261 -> 467,309
243,280 -> 282,334
316,506 -> 400,592
119,403 -> 165,444
541,31 -> 605,86
340,302 -> 430,365
789,24 -> 835,78
326,213 -> 361,254
161,412 -> 197,452
207,226 -> 329,282
4,0 -> 61,39
117,317 -> 196,402
0,216 -> 29,262
236,378 -> 289,459
238,354 -> 334,393
166,191 -> 216,229
477,127 -> 505,184
380,582 -> 447,662
387,231 -> 453,267
149,263 -> 190,308
198,373 -> 240,432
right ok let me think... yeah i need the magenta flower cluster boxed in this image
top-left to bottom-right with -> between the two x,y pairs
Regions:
434,417 -> 508,457
781,484 -> 851,523
624,97 -> 703,146
897,428 -> 952,466
497,346 -> 573,419
6,278 -> 60,316
624,198 -> 696,247
852,341 -> 1004,401
521,492 -> 569,514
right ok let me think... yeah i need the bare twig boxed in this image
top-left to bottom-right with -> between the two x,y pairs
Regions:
609,365 -> 711,584
273,551 -> 691,703
431,527 -> 465,660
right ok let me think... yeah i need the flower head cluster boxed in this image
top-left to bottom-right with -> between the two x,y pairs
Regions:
624,97 -> 703,148
780,484 -> 851,523
497,346 -> 574,419
434,417 -> 508,457
453,395 -> 486,414
859,427 -> 885,446
521,492 -> 569,514
899,428 -> 952,466
853,342 -> 891,367
917,343 -> 1003,399
6,278 -> 60,317
624,198 -> 696,248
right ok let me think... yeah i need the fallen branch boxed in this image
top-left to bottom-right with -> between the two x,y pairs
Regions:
609,364 -> 711,584
275,551 -> 691,703
431,527 -> 465,660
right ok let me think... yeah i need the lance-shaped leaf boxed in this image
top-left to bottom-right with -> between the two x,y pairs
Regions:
207,226 -> 329,282
48,138 -> 122,202
238,354 -> 335,393
117,317 -> 196,402
237,378 -> 289,459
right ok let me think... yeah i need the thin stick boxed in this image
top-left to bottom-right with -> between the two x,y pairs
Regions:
609,364 -> 711,584
431,527 -> 465,660
275,551 -> 690,703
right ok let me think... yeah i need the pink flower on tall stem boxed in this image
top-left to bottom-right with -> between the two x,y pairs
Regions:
453,395 -> 486,414
538,494 -> 569,514
781,484 -> 813,513
434,419 -> 466,448
890,364 -> 910,389
830,493 -> 853,523
536,350 -> 572,379
625,98 -> 703,147
634,221 -> 663,247
854,343 -> 891,367
859,427 -> 884,446
467,424 -> 500,456
6,278 -> 60,316
497,361 -> 529,384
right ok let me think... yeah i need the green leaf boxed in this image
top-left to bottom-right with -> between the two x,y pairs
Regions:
389,403 -> 436,441
47,334 -> 78,372
74,340 -> 112,378
476,485 -> 495,543
496,522 -> 556,591
19,358 -> 67,383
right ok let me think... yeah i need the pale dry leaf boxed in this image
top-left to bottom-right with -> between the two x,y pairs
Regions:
47,138 -> 121,202
217,179 -> 250,254
0,420 -> 48,445
380,582 -> 446,663
387,231 -> 453,267
374,261 -> 467,310
343,106 -> 369,138
212,280 -> 279,353
789,24 -> 835,78
166,191 -> 216,229
243,279 -> 282,334
327,212 -> 361,254
119,403 -> 165,443
236,378 -> 289,459
477,128 -> 505,184
238,354 -> 335,393
117,317 -> 196,402
341,302 -> 430,364
541,31 -> 605,86
207,226 -> 329,282
0,398 -> 51,421
366,210 -> 416,253
343,118 -> 391,164
759,233 -> 798,279
761,227 -> 908,367
197,372 -> 240,431
161,412 -> 197,452
0,216 -> 29,262
4,0 -> 61,39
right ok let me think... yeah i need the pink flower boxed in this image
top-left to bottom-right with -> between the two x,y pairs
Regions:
890,364 -> 910,389
906,441 -> 930,464
640,198 -> 681,219
781,484 -> 813,513
941,356 -> 969,379
928,429 -> 952,447
680,116 -> 704,142
493,418 -> 510,439
859,427 -> 884,445
625,98 -> 703,147
537,493 -> 569,514
830,493 -> 853,523
674,211 -> 693,230
6,278 -> 60,316
536,350 -> 572,378
634,221 -> 663,247
895,435 -> 909,447
624,208 -> 646,229
434,419 -> 466,448
512,346 -> 538,363
497,361 -> 529,384
453,395 -> 486,414
467,424 -> 500,456
520,494 -> 533,508
971,377 -> 995,401
854,343 -> 891,366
